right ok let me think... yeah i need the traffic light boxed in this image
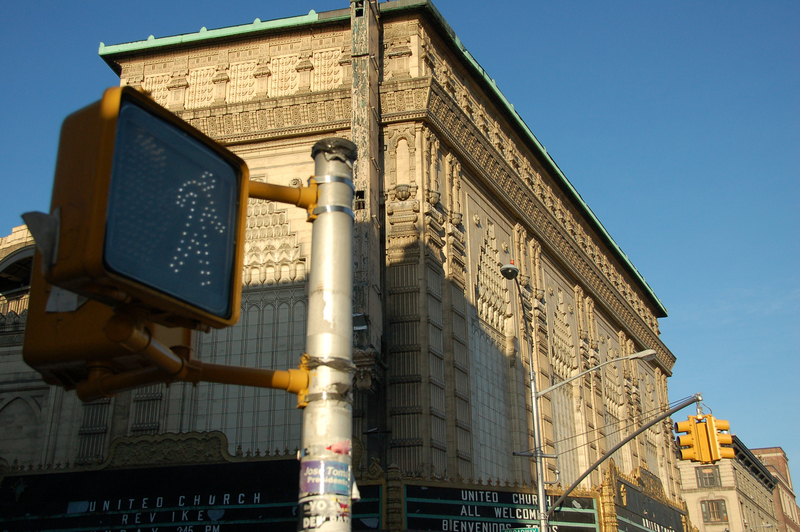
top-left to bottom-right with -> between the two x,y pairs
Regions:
34,86 -> 248,330
20,88 -> 336,402
707,416 -> 735,461
675,416 -> 712,463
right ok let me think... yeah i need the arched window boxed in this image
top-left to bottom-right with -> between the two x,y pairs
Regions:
0,244 -> 34,320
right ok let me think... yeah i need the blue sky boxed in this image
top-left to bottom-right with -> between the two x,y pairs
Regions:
3,1 -> 798,483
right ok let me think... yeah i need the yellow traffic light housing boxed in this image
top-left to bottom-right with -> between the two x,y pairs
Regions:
19,88 -> 333,403
676,418 -> 701,462
39,86 -> 248,330
707,416 -> 735,461
675,416 -> 713,463
675,414 -> 735,463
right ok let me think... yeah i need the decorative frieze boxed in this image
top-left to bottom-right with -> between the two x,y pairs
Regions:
119,28 -> 350,114
184,67 -> 213,110
475,220 -> 509,333
227,61 -> 257,103
424,81 -> 672,372
176,90 -> 351,143
243,180 -> 305,286
311,49 -> 343,91
142,74 -> 170,107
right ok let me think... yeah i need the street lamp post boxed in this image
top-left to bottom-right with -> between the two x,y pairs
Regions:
501,262 -> 657,532
501,263 -> 549,532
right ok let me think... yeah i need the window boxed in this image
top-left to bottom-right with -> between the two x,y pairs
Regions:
701,500 -> 729,523
696,466 -> 721,488
354,190 -> 366,210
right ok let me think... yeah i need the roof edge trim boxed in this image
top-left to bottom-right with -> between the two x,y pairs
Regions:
98,9 -> 348,57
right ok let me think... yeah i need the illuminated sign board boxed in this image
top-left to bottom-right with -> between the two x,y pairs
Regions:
0,460 -> 381,531
405,484 -> 598,532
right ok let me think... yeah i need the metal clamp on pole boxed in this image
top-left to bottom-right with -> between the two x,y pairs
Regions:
297,138 -> 357,532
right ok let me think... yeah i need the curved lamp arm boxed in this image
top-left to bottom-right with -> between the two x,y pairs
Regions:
535,349 -> 656,399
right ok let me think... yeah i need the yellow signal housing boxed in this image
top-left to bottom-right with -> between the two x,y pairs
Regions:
41,86 -> 249,330
20,87 -> 322,402
676,416 -> 713,463
707,416 -> 736,461
676,418 -> 700,461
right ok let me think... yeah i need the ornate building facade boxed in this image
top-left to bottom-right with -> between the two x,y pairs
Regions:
2,1 -> 688,530
678,436 -> 778,532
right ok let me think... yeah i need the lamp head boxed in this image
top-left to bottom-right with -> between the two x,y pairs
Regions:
631,349 -> 657,362
500,262 -> 520,280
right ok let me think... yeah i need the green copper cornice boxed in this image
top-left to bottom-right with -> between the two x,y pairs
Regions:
99,9 -> 350,59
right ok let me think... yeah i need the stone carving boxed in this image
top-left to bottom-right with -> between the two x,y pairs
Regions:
447,156 -> 463,226
425,81 -> 670,370
386,194 -> 420,266
253,55 -> 272,96
244,199 -> 306,285
395,184 -> 412,201
295,52 -> 314,93
512,224 -> 530,288
181,92 -> 351,143
243,183 -> 305,286
385,127 -> 421,266
475,221 -> 508,331
312,49 -> 342,91
0,309 -> 26,346
186,67 -> 214,109
142,74 -> 170,107
227,61 -> 256,103
353,347 -> 384,393
386,35 -> 413,80
271,55 -> 299,97
104,432 -> 232,469
551,287 -> 576,380
338,45 -> 352,88
166,70 -> 189,111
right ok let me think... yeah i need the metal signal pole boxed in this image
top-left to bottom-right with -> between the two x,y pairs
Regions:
298,138 -> 358,532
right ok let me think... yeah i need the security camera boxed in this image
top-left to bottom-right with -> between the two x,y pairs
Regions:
500,263 -> 519,280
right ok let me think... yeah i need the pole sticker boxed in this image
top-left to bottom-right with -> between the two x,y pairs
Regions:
300,460 -> 350,496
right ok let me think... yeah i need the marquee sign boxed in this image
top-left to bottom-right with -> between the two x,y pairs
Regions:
615,479 -> 685,532
405,484 -> 598,532
0,460 -> 381,531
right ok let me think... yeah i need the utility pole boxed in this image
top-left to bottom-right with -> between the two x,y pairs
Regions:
297,138 -> 358,532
